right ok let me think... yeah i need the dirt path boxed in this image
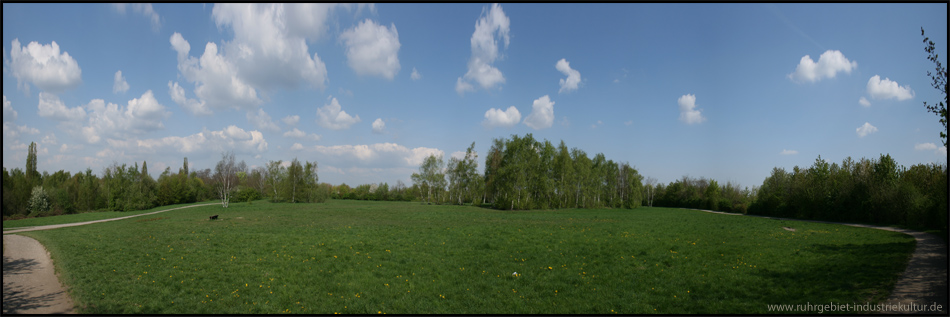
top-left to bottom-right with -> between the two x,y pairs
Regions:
3,203 -> 218,234
2,203 -> 217,314
692,209 -> 948,314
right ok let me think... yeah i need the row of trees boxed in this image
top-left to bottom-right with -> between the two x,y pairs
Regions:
2,145 -> 330,219
750,154 -> 947,230
483,134 -> 643,210
651,176 -> 758,213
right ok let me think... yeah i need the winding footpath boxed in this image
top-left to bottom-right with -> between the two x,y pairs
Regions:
2,203 -> 217,314
693,209 -> 948,314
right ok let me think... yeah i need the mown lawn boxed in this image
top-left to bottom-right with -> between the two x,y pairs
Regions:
15,200 -> 914,314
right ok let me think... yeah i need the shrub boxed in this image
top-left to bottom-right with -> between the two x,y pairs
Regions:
27,186 -> 51,217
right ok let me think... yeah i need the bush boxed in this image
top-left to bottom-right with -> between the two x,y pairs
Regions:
27,186 -> 51,217
233,186 -> 261,203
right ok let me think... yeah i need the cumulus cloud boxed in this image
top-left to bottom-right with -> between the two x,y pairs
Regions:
211,4 -> 332,91
372,118 -> 386,134
781,149 -> 798,155
246,108 -> 281,132
311,142 -> 443,167
113,3 -> 162,32
867,75 -> 914,101
282,128 -> 321,141
282,115 -> 300,126
9,39 -> 83,93
523,95 -> 555,130
316,97 -> 361,130
411,67 -> 422,80
290,143 -> 304,151
456,3 -> 510,94
915,143 -> 937,151
38,92 -> 86,122
856,122 -> 878,137
677,94 -> 706,125
940,146 -> 948,157
788,50 -> 857,83
556,59 -> 581,93
3,95 -> 16,122
106,125 -> 268,155
167,81 -> 211,116
340,19 -> 401,80
169,33 -> 261,112
80,90 -> 171,144
483,106 -> 521,128
113,70 -> 130,94
859,97 -> 871,107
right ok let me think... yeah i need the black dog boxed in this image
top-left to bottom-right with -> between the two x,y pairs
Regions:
210,215 -> 218,220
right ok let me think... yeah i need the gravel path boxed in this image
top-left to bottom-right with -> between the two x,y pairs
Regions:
692,209 -> 948,314
2,203 -> 217,314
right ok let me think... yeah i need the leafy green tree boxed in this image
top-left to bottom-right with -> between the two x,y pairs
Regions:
213,151 -> 238,208
266,160 -> 285,202
26,141 -> 39,186
411,154 -> 446,204
922,28 -> 948,147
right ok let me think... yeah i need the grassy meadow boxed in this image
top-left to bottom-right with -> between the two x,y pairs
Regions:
11,200 -> 915,314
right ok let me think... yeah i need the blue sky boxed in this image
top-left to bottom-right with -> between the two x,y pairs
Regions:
3,3 -> 947,189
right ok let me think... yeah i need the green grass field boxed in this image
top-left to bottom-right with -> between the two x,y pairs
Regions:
10,200 -> 914,314
2,201 -> 214,229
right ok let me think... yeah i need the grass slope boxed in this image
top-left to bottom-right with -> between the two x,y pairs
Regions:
16,200 -> 914,314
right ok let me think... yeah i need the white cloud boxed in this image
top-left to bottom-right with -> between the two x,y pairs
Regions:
915,143 -> 937,151
555,59 -> 581,93
456,3 -> 510,94
210,4 -> 332,91
455,78 -> 475,95
316,97 -> 361,130
624,120 -> 633,126
411,67 -> 422,80
81,90 -> 171,143
523,95 -> 555,130
856,122 -> 878,137
113,3 -> 162,32
169,33 -> 262,112
483,106 -> 521,128
372,118 -> 386,134
107,125 -> 268,155
939,146 -> 948,157
2,122 -> 40,141
282,128 -> 321,141
246,108 -> 281,132
450,151 -> 467,160
41,132 -> 57,145
788,50 -> 857,83
780,149 -> 798,155
340,19 -> 401,80
311,142 -> 443,167
3,95 -> 16,122
867,75 -> 914,101
282,115 -> 300,126
591,120 -> 603,129
290,143 -> 304,151
113,70 -> 130,94
167,81 -> 211,116
38,92 -> 86,121
859,97 -> 871,107
678,94 -> 706,125
9,39 -> 83,93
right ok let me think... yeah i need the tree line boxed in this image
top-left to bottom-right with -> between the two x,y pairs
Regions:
750,154 -> 947,230
338,134 -> 646,211
2,144 -> 330,219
